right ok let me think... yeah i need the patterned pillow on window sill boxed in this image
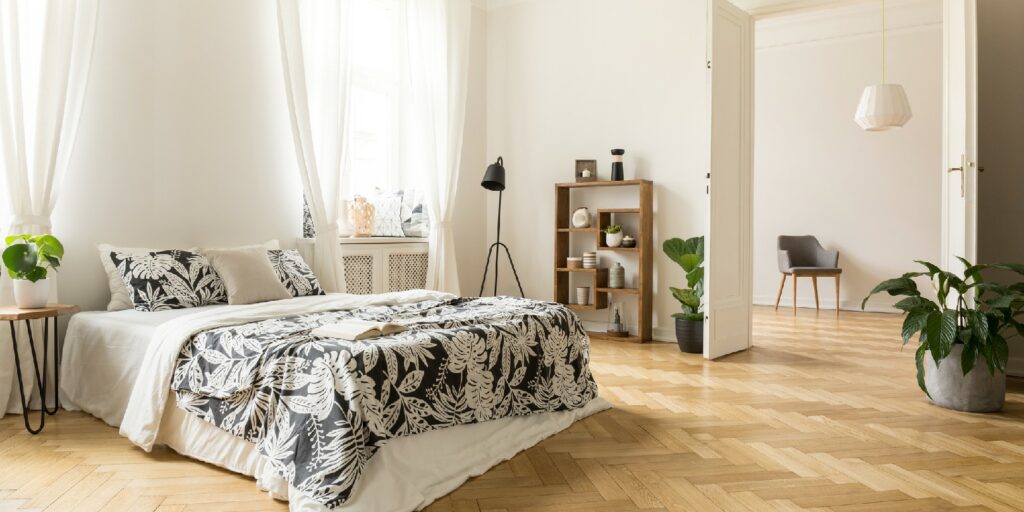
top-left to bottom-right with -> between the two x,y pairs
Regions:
368,193 -> 405,237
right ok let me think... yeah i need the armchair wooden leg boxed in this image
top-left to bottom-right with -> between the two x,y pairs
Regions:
812,276 -> 820,311
835,274 -> 841,317
774,273 -> 787,310
792,274 -> 798,315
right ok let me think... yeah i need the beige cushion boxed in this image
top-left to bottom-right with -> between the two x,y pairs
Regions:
98,244 -> 199,311
204,247 -> 291,305
199,239 -> 280,253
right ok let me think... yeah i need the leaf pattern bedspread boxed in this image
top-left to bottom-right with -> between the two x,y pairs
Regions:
170,296 -> 598,508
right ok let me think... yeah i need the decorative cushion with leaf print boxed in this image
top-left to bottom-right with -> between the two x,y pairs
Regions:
110,250 -> 227,311
267,249 -> 325,297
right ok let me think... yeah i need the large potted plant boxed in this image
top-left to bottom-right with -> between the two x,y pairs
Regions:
663,236 -> 704,353
3,234 -> 64,309
863,258 -> 1024,412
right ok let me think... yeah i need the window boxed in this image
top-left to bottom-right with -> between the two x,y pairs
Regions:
342,0 -> 401,198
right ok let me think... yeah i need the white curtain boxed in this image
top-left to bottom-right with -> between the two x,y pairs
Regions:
276,0 -> 351,293
0,0 -> 99,416
402,0 -> 471,295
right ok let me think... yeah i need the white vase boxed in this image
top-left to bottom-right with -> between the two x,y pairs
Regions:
606,231 -> 623,247
571,207 -> 591,228
13,279 -> 49,309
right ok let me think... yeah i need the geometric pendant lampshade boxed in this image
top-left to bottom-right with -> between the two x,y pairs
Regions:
854,83 -> 913,131
854,0 -> 912,131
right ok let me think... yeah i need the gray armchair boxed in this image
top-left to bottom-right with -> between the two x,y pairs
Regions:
775,235 -> 842,315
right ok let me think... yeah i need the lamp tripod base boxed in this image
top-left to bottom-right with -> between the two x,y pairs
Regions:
478,242 -> 525,297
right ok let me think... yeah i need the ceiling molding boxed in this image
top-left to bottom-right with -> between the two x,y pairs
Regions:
755,0 -> 941,49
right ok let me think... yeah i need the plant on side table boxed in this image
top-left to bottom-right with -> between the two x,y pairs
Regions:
863,258 -> 1024,412
663,236 -> 704,353
3,234 -> 64,309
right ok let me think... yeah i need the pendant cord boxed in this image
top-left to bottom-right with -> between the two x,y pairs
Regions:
881,0 -> 886,84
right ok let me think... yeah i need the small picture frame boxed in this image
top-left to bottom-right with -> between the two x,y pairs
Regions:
575,160 -> 597,182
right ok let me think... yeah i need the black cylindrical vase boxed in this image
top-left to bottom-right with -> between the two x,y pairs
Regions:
610,149 -> 624,181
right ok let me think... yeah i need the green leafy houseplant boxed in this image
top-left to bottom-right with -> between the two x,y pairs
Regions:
604,224 -> 622,234
862,258 -> 1024,397
663,236 -> 705,321
3,234 -> 64,282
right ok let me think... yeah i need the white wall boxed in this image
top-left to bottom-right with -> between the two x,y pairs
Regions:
484,0 -> 708,339
753,0 -> 943,312
977,0 -> 1024,375
54,0 -> 303,311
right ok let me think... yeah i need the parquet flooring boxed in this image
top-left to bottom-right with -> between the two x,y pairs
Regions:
2,307 -> 1024,511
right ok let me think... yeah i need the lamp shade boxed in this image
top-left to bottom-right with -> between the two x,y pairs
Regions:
481,156 -> 506,191
854,83 -> 912,131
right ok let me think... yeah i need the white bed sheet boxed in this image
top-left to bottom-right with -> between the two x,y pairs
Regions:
60,301 -> 611,511
61,305 -> 223,426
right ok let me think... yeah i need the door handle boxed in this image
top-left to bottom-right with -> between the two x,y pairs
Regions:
948,154 -> 965,197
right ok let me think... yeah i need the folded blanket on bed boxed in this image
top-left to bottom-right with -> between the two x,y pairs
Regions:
169,296 -> 598,509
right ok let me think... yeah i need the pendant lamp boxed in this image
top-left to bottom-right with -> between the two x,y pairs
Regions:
855,0 -> 912,131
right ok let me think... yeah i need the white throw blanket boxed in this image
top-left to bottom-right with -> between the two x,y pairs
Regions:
120,290 -> 455,450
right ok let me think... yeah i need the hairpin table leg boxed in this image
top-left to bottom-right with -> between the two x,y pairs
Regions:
8,320 -> 46,434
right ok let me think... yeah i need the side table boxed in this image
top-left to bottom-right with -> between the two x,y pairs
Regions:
0,304 -> 79,434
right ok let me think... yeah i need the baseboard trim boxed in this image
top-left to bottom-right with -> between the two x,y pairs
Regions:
753,295 -> 900,314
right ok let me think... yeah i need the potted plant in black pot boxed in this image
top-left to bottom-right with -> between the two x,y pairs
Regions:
863,258 -> 1024,412
663,236 -> 704,353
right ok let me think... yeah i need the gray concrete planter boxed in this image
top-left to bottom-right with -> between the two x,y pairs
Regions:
924,345 -> 1006,413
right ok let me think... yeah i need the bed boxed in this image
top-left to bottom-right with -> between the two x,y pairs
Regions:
61,290 -> 610,511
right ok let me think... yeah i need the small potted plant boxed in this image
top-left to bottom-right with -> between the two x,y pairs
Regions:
663,236 -> 704,353
3,234 -> 64,309
604,224 -> 623,248
863,258 -> 1024,412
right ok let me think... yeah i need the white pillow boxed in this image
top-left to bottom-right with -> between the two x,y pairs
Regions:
98,244 -> 198,311
200,240 -> 280,253
204,247 -> 291,305
368,194 -> 405,237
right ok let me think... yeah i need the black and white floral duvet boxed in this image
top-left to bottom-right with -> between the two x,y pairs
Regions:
169,296 -> 598,508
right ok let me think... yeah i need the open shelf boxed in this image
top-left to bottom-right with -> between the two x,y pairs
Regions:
596,287 -> 639,295
554,179 -> 653,342
587,330 -> 644,344
556,179 -> 651,189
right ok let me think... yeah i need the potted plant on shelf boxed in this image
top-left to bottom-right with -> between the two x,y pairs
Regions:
3,234 -> 64,309
862,258 -> 1024,412
664,236 -> 704,353
604,224 -> 623,248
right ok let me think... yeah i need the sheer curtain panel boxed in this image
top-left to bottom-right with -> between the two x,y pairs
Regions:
0,0 -> 99,416
276,0 -> 352,292
402,0 -> 471,295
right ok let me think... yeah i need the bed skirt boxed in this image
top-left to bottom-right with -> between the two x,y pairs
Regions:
156,394 -> 611,511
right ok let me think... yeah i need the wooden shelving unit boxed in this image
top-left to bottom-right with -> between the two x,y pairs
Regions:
554,179 -> 653,343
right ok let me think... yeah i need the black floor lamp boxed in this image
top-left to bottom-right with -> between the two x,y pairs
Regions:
479,156 -> 525,297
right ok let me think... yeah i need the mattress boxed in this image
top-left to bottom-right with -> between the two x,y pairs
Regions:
61,301 -> 611,511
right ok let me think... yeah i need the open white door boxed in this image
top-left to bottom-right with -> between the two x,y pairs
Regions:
704,0 -> 753,359
941,0 -> 978,280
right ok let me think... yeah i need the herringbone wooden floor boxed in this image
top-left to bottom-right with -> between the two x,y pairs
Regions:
2,307 -> 1023,511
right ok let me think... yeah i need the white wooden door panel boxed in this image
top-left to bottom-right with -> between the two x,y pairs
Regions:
705,0 -> 753,359
942,0 -> 978,284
